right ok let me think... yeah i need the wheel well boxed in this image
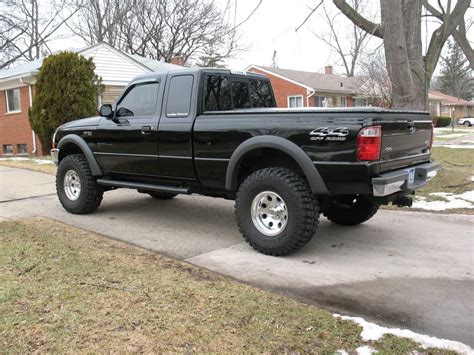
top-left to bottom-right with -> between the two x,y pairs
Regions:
58,142 -> 83,162
235,148 -> 305,188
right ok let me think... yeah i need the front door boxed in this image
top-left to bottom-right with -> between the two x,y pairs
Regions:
95,80 -> 162,177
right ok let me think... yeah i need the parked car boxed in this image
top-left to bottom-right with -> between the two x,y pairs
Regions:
458,117 -> 474,127
51,68 -> 439,256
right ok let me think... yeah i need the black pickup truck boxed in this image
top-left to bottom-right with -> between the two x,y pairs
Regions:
51,67 -> 439,255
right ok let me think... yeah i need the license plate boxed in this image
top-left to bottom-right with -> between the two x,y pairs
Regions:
405,168 -> 415,184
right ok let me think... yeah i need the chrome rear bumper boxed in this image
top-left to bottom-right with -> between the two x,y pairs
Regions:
372,161 -> 440,197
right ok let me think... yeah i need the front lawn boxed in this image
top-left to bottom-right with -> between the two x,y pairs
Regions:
0,218 -> 457,353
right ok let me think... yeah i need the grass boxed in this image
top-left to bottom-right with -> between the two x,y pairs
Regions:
0,218 -> 453,353
0,156 -> 56,175
418,147 -> 473,196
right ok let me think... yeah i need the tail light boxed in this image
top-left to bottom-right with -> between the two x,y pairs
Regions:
356,125 -> 382,161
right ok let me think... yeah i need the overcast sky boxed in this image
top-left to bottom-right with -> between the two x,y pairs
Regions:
48,0 -> 473,76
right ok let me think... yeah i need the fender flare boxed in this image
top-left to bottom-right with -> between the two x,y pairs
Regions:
225,136 -> 328,194
57,134 -> 103,176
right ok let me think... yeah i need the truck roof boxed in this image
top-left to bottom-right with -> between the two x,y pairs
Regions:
130,67 -> 269,84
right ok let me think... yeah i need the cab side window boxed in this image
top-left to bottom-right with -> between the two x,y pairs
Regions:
116,82 -> 159,117
166,75 -> 194,118
204,75 -> 232,111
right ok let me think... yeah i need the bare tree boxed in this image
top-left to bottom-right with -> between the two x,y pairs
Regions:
71,0 -> 242,65
69,0 -> 135,47
0,0 -> 76,69
310,0 -> 371,77
331,0 -> 471,110
359,50 -> 393,107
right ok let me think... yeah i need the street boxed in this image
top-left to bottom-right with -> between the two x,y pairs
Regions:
1,165 -> 473,346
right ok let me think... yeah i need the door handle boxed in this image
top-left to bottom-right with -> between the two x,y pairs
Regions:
141,125 -> 152,134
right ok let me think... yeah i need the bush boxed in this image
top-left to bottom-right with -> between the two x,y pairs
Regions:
29,52 -> 102,149
434,116 -> 451,127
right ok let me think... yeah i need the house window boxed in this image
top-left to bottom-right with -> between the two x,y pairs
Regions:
441,105 -> 450,115
5,88 -> 21,113
340,97 -> 347,107
17,144 -> 27,154
288,95 -> 303,108
3,144 -> 13,154
314,96 -> 325,107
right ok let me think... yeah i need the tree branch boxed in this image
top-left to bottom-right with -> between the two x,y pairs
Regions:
424,0 -> 471,76
332,0 -> 383,38
295,0 -> 323,32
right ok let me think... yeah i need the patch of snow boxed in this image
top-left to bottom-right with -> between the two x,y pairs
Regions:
34,159 -> 53,165
356,345 -> 376,355
430,192 -> 452,197
434,133 -> 470,138
412,191 -> 474,211
471,176 -> 474,182
433,144 -> 474,149
335,350 -> 349,355
0,157 -> 29,161
334,314 -> 474,354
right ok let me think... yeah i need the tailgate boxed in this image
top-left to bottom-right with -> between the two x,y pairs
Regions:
379,113 -> 432,172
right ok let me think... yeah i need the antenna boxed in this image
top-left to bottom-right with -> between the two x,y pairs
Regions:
271,50 -> 278,68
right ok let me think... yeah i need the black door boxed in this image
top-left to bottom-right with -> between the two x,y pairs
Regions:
95,80 -> 162,177
157,74 -> 197,180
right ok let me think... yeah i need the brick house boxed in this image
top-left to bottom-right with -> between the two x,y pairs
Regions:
428,90 -> 474,120
0,43 -> 181,156
245,65 -> 367,108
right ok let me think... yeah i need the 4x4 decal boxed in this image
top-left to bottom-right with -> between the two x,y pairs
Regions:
310,127 -> 349,141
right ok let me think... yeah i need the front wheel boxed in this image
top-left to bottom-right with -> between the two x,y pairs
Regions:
56,154 -> 103,214
463,121 -> 472,127
322,195 -> 379,226
235,167 -> 319,256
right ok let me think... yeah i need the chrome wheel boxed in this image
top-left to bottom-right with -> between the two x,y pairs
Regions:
64,170 -> 81,201
251,191 -> 288,236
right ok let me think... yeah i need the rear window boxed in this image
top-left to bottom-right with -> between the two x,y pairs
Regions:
204,75 -> 232,111
231,81 -> 251,109
249,79 -> 273,108
203,74 -> 274,111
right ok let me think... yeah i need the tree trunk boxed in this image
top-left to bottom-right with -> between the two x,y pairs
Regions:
381,0 -> 426,110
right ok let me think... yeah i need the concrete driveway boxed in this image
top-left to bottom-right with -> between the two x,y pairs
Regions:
1,165 -> 473,346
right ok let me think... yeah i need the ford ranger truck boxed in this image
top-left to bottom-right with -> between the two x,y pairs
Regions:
51,68 -> 440,256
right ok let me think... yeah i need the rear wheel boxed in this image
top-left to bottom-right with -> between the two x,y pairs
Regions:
463,121 -> 472,127
322,195 -> 379,226
148,191 -> 177,200
235,167 -> 319,256
56,154 -> 103,214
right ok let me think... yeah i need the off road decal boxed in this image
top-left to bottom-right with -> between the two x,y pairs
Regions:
310,127 -> 349,141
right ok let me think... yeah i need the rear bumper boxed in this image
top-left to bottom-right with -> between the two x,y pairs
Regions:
371,161 -> 440,197
50,148 -> 59,166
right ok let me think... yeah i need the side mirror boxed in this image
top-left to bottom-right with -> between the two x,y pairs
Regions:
116,107 -> 134,117
99,104 -> 113,118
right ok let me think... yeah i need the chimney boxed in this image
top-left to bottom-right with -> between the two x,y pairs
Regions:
324,65 -> 333,75
170,55 -> 185,66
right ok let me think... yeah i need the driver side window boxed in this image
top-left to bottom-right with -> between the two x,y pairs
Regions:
116,82 -> 159,117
